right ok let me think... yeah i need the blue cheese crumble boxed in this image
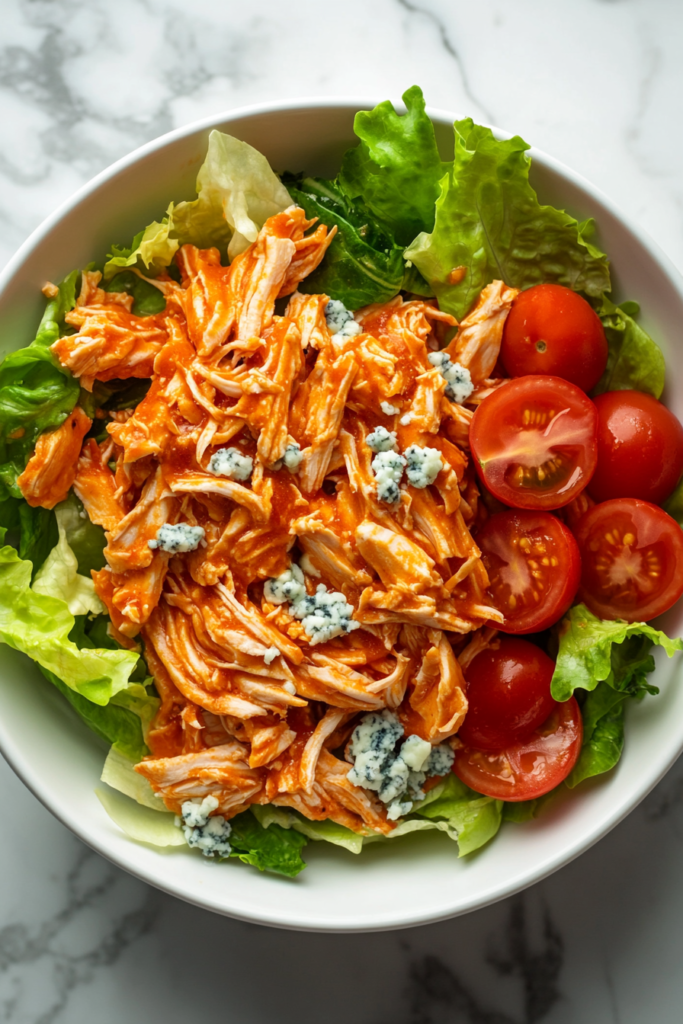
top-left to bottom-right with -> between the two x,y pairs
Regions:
264,563 -> 307,605
208,447 -> 253,481
282,442 -> 303,473
366,425 -> 398,453
380,401 -> 400,416
180,795 -> 232,858
428,351 -> 474,404
372,450 -> 406,504
404,445 -> 443,488
264,564 -> 360,644
325,299 -> 362,341
347,710 -> 455,821
148,522 -> 205,553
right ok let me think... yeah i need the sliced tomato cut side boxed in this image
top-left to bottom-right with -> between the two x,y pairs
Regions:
470,375 -> 598,510
477,509 -> 581,633
453,696 -> 583,801
574,497 -> 683,622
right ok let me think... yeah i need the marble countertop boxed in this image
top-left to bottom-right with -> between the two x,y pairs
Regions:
2,0 -> 683,1020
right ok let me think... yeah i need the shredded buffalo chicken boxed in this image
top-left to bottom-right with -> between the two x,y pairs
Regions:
20,205 -> 517,836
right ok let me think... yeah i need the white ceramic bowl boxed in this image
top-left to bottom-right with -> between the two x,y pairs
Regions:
1,99 -> 682,933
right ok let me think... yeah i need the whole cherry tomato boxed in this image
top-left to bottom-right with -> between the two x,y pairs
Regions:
589,390 -> 683,505
501,283 -> 608,392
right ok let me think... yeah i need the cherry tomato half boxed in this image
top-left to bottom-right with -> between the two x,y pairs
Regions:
575,498 -> 683,621
453,696 -> 583,801
459,637 -> 557,750
470,375 -> 598,510
477,509 -> 581,633
589,390 -> 683,505
501,283 -> 608,392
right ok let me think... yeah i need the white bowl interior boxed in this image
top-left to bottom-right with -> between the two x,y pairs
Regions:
1,100 -> 682,932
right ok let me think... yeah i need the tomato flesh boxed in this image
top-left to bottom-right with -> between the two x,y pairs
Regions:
477,509 -> 581,633
575,498 -> 683,622
459,637 -> 557,750
501,283 -> 608,392
454,697 -> 583,801
589,390 -> 683,505
470,375 -> 598,510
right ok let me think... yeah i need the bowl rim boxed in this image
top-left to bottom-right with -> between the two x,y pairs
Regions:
1,95 -> 683,933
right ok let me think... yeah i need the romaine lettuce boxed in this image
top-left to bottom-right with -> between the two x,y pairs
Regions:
664,476 -> 683,527
102,270 -> 166,316
104,130 -> 292,278
551,603 -> 681,701
96,788 -> 186,847
410,773 -> 502,856
551,604 -> 682,788
404,120 -> 611,319
339,85 -> 450,246
101,746 -> 163,808
256,774 -> 502,858
52,615 -> 157,762
0,271 -> 80,498
566,681 -> 627,788
593,295 -> 666,398
100,756 -> 308,875
53,493 -> 106,576
228,811 -> 307,877
32,503 -> 104,616
45,668 -> 156,761
0,541 -> 138,704
286,176 -> 406,308
252,804 -> 364,854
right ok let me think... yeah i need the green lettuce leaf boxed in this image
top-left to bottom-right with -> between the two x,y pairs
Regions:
287,176 -> 406,308
228,810 -> 307,877
567,681 -> 626,788
412,773 -> 503,856
256,775 -> 501,859
663,476 -> 683,527
100,756 -> 307,874
32,503 -> 104,615
18,503 -> 58,573
251,804 -> 364,854
43,667 -> 155,761
53,493 -> 106,576
551,604 -> 681,788
95,788 -> 186,847
405,119 -> 611,319
104,130 -> 292,278
0,271 -> 80,498
102,270 -> 166,316
338,85 -> 449,246
101,747 -> 167,809
0,499 -> 58,575
503,800 -> 541,823
0,542 -> 138,704
593,295 -> 666,398
551,603 -> 681,701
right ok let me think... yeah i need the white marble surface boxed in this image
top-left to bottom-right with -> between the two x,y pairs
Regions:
2,0 -> 683,1020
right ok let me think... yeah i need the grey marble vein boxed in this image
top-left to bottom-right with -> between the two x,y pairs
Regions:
402,896 -> 563,1023
393,0 -> 493,123
0,837 -> 158,1023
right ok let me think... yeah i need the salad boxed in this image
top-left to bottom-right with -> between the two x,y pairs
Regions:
2,85 -> 683,878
